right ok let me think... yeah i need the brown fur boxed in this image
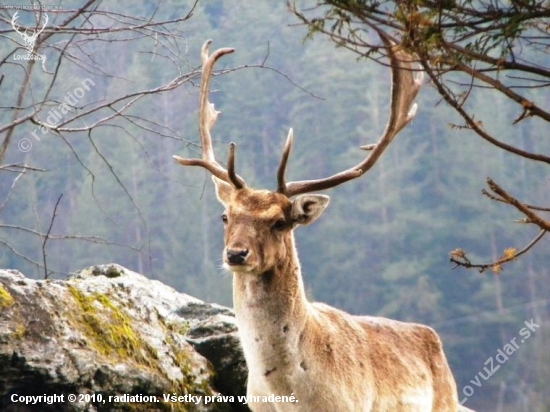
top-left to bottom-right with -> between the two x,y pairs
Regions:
213,182 -> 459,412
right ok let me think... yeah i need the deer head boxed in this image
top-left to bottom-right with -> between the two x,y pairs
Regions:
11,11 -> 48,54
174,38 -> 423,276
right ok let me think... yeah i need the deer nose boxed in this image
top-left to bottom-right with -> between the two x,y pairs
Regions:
226,248 -> 249,265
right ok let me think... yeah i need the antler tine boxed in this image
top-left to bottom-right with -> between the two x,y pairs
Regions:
227,142 -> 244,189
38,14 -> 48,34
281,33 -> 423,198
11,11 -> 23,34
173,40 -> 246,188
197,40 -> 229,165
277,128 -> 294,193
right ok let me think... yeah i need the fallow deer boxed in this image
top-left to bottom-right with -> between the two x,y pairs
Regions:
174,39 -> 469,412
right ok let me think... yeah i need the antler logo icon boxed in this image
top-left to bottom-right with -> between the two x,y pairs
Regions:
11,11 -> 48,55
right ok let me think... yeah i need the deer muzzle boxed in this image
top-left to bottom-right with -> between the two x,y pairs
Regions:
225,247 -> 249,265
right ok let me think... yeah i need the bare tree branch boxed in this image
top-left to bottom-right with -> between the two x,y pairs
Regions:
42,194 -> 63,279
484,178 -> 550,232
450,229 -> 547,273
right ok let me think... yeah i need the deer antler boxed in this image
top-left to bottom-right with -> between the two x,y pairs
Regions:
36,14 -> 48,36
173,40 -> 246,189
11,11 -> 23,35
11,12 -> 48,37
277,32 -> 424,197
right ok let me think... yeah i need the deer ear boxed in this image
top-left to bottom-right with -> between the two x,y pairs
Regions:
212,176 -> 233,206
291,194 -> 330,226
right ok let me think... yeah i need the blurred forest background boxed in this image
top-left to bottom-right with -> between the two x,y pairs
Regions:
0,1 -> 548,411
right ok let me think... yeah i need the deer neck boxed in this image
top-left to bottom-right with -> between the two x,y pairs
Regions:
232,234 -> 309,372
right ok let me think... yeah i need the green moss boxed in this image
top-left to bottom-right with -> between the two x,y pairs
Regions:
0,284 -> 14,308
68,285 -> 157,366
11,324 -> 26,339
164,318 -> 191,337
67,285 -> 211,411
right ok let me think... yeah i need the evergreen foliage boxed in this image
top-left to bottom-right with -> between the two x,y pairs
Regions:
0,2 -> 549,410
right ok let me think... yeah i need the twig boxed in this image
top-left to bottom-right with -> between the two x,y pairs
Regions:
482,188 -> 550,212
0,170 -> 24,212
220,64 -> 325,100
450,229 -> 547,273
0,239 -> 41,269
485,178 -> 550,231
0,163 -> 47,172
43,194 -> 63,279
419,56 -> 550,166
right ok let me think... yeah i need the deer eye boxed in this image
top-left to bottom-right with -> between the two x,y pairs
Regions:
272,219 -> 286,231
221,214 -> 228,224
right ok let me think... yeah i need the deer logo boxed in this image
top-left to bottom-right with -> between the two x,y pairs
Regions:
11,11 -> 48,55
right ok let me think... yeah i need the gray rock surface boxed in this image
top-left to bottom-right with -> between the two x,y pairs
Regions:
0,264 -> 474,412
0,264 -> 248,411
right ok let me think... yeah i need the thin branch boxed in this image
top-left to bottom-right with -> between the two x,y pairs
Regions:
450,229 -> 547,273
419,56 -> 550,165
0,163 -> 47,172
444,47 -> 550,123
485,178 -> 550,231
0,170 -> 24,212
0,224 -> 144,252
220,63 -> 325,100
43,194 -> 63,279
450,177 -> 550,273
0,54 -> 36,163
0,238 -> 41,269
482,188 -> 550,212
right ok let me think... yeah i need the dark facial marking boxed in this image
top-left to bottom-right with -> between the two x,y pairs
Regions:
261,269 -> 275,286
264,366 -> 277,377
